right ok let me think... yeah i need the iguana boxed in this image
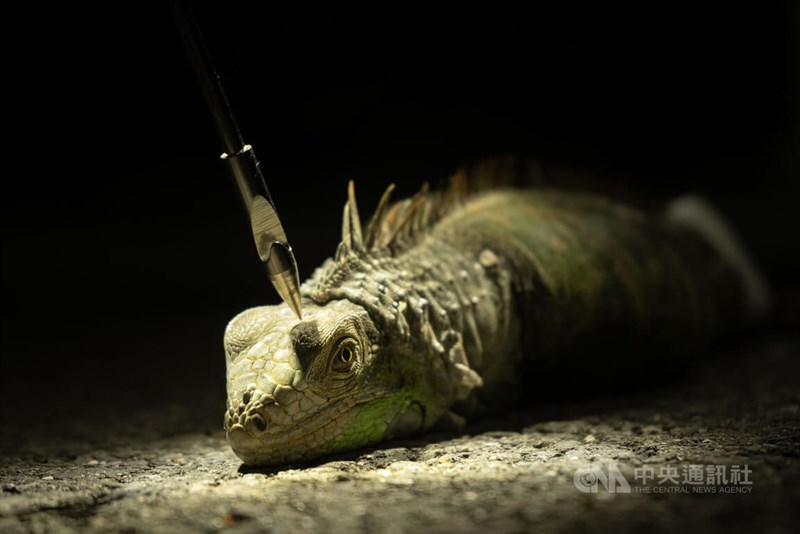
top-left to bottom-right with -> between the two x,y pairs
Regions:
223,163 -> 767,465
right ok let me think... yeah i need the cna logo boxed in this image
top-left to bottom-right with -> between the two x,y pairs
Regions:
573,463 -> 631,493
573,462 -> 755,494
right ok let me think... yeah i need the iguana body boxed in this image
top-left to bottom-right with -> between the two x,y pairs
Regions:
223,171 -> 765,465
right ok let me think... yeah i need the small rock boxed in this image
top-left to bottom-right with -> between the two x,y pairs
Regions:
41,475 -> 54,481
584,434 -> 596,443
85,460 -> 100,466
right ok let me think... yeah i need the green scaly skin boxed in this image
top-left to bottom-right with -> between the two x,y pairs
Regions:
223,188 -> 744,465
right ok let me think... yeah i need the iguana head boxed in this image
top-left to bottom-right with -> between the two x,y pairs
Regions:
223,299 -> 433,465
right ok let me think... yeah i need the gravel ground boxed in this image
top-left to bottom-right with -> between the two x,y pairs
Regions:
1,334 -> 798,534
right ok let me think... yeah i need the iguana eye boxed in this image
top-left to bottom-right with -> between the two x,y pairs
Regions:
333,342 -> 357,372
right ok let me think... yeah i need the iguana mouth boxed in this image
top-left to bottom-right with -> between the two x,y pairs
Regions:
224,389 -> 381,465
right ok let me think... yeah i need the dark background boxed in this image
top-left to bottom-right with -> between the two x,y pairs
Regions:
1,3 -> 797,424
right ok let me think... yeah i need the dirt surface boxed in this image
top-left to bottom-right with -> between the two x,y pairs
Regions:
1,335 -> 798,534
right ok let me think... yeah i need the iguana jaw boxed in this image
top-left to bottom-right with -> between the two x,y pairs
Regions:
225,387 -> 388,465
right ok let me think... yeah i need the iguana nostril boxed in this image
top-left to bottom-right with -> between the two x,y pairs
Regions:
246,413 -> 268,433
